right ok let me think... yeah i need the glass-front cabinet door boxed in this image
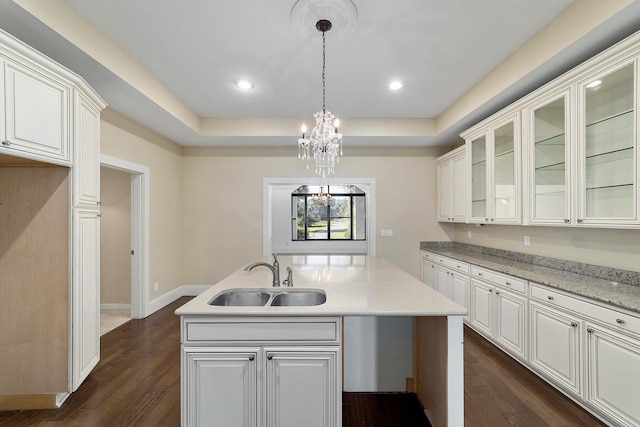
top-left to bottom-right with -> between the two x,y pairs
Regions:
492,117 -> 520,223
468,133 -> 488,222
466,113 -> 521,224
578,61 -> 639,226
526,90 -> 571,224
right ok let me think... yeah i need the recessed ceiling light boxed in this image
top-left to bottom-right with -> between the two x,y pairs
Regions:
236,80 -> 254,90
389,81 -> 403,90
586,80 -> 601,88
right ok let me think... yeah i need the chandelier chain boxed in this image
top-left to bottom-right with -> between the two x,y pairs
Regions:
322,29 -> 326,114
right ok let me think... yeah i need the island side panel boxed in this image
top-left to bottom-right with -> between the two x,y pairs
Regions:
414,315 -> 464,427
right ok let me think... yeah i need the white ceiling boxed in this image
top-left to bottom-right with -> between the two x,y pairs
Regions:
1,0 -> 640,147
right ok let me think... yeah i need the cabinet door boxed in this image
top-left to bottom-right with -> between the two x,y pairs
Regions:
265,349 -> 339,427
578,61 -> 638,226
492,116 -> 520,223
495,289 -> 527,359
470,280 -> 493,337
526,90 -> 572,225
73,91 -> 101,207
450,272 -> 469,321
436,266 -> 452,298
421,259 -> 436,289
183,349 -> 259,427
2,59 -> 70,164
530,302 -> 582,396
72,209 -> 101,391
437,158 -> 452,222
468,133 -> 489,223
586,325 -> 640,426
452,151 -> 467,221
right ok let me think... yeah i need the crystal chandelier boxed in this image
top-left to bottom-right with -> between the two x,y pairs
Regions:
312,186 -> 332,205
298,19 -> 343,178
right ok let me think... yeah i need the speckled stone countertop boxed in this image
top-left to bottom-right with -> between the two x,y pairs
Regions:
420,242 -> 640,315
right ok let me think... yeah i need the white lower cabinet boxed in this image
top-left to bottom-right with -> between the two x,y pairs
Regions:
586,323 -> 640,426
265,349 -> 339,427
529,302 -> 582,396
470,270 -> 527,360
181,317 -> 342,427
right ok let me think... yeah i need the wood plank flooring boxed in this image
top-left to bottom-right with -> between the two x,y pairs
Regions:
0,297 -> 607,426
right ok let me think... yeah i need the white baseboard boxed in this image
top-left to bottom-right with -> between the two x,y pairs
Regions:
147,284 -> 211,317
100,303 -> 132,310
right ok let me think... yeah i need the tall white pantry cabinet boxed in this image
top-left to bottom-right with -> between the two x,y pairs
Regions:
0,28 -> 106,407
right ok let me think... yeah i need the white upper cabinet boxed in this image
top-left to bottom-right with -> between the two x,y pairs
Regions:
1,58 -> 71,164
523,88 -> 572,225
436,145 -> 466,222
577,60 -> 639,226
465,113 -> 521,224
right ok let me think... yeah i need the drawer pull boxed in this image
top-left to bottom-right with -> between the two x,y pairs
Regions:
547,296 -> 554,301
571,322 -> 578,327
616,318 -> 625,325
577,219 -> 584,223
505,282 -> 511,286
496,291 -> 500,295
1,140 -> 10,146
249,355 -> 255,361
564,219 -> 570,223
587,327 -> 594,334
267,354 -> 273,360
478,272 -> 483,276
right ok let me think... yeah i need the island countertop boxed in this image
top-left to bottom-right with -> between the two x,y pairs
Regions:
175,255 -> 467,317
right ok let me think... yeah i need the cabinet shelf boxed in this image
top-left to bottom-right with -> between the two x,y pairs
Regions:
535,161 -> 566,171
585,146 -> 634,166
585,109 -> 633,129
585,183 -> 633,191
495,149 -> 514,159
472,160 -> 487,167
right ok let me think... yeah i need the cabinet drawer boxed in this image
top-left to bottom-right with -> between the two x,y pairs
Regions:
183,317 -> 341,345
471,267 -> 526,294
531,284 -> 640,337
436,256 -> 470,274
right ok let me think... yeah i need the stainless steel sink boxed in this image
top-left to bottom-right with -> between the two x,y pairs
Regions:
270,290 -> 326,307
208,288 -> 326,307
208,289 -> 271,306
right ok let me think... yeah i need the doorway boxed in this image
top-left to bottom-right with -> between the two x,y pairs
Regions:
100,155 -> 150,325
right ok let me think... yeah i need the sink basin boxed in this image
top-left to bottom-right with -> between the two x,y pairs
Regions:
270,290 -> 326,307
209,289 -> 271,306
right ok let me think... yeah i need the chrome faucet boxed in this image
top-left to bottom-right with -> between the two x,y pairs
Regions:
244,254 -> 280,286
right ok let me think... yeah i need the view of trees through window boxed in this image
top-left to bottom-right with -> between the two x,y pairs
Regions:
292,185 -> 366,241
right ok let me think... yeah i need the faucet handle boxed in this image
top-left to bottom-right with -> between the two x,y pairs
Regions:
282,267 -> 293,287
272,253 -> 279,265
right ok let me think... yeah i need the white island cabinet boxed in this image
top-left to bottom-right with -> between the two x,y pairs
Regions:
176,255 -> 467,427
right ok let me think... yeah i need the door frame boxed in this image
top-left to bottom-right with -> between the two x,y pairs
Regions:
100,154 -> 150,318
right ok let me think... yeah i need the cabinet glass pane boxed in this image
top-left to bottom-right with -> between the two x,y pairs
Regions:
584,64 -> 635,219
533,97 -> 566,219
471,136 -> 487,217
494,122 -> 515,219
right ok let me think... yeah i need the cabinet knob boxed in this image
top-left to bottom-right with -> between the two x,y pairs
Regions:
571,322 -> 578,327
490,218 -> 495,222
496,291 -> 500,295
564,219 -> 570,223
1,140 -> 10,146
577,219 -> 583,223
249,355 -> 255,361
267,354 -> 273,360
547,296 -> 554,301
485,218 -> 489,222
587,327 -> 594,334
505,282 -> 511,286
616,318 -> 625,325
489,289 -> 493,293
478,272 -> 483,276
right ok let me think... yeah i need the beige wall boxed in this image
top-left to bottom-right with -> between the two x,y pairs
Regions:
100,108 -> 184,298
0,166 -> 69,394
452,223 -> 640,272
181,147 -> 452,286
100,166 -> 131,304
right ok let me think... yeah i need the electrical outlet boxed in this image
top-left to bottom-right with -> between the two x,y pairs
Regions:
467,230 -> 472,238
524,236 -> 531,246
154,282 -> 159,291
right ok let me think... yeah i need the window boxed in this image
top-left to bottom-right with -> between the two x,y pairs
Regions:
292,185 -> 366,241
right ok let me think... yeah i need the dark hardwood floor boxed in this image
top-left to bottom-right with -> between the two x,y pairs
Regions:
0,297 -> 607,426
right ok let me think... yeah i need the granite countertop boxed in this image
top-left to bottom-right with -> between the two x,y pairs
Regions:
176,255 -> 467,317
420,242 -> 640,315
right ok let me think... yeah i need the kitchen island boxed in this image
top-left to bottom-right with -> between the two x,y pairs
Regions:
175,255 -> 466,427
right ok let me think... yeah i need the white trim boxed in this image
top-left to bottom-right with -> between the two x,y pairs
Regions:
100,154 -> 150,318
147,285 -> 211,316
262,177 -> 377,257
55,392 -> 70,408
100,303 -> 132,311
